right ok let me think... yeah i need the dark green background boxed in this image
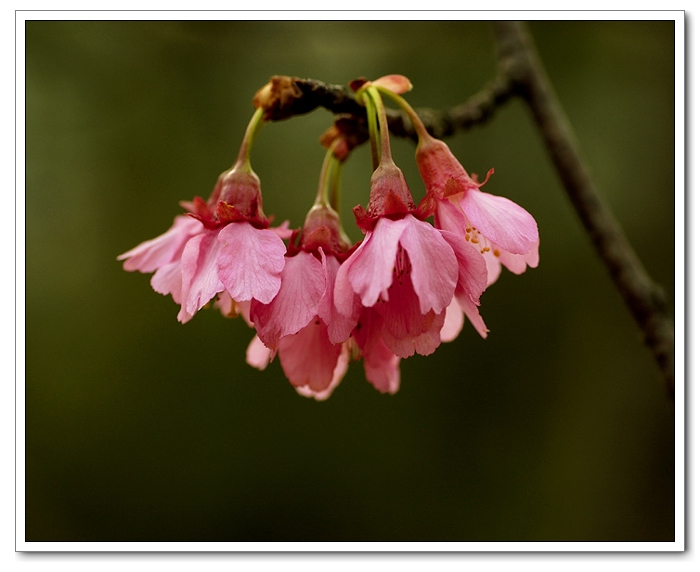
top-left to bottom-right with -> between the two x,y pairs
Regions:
25,20 -> 676,542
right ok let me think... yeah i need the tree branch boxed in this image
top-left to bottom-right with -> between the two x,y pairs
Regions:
492,21 -> 674,399
255,74 -> 516,142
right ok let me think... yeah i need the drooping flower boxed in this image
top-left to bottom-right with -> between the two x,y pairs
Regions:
416,134 -> 539,278
435,181 -> 539,285
417,137 -> 539,286
334,80 -> 487,358
415,142 -> 537,340
247,208 -> 359,400
335,212 -> 457,358
370,78 -> 539,289
246,148 -> 361,400
118,108 -> 289,323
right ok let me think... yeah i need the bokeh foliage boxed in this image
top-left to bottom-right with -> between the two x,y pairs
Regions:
25,20 -> 675,542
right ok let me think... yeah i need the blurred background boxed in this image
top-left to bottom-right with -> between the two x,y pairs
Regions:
24,19 -> 675,542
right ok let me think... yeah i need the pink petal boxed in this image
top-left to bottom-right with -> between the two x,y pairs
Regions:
176,306 -> 194,324
438,230 -> 488,305
215,290 -> 236,317
294,343 -> 350,401
180,230 -> 225,318
434,196 -> 468,236
150,260 -> 183,304
352,308 -> 401,394
270,220 -> 294,240
118,215 -> 203,273
246,335 -> 273,370
460,189 -> 538,255
374,274 -> 445,358
440,297 -> 465,342
335,216 -> 408,309
317,253 -> 360,344
436,231 -> 490,338
371,74 -> 413,94
381,314 -> 444,358
237,299 -> 253,326
332,260 -> 358,318
456,290 -> 489,339
152,261 -> 196,324
482,249 -> 504,287
250,251 -> 326,349
364,339 -> 400,394
437,201 -> 496,287
400,215 -> 457,315
215,292 -> 252,324
499,237 -> 540,275
217,222 -> 287,304
277,319 -> 345,393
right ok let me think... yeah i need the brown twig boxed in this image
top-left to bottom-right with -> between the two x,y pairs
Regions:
492,22 -> 674,399
254,74 -> 516,142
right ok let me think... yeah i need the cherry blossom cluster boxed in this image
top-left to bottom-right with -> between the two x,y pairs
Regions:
118,75 -> 539,400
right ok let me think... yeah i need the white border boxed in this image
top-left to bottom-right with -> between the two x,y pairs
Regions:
15,7 -> 27,558
15,9 -> 685,555
672,12 -> 686,557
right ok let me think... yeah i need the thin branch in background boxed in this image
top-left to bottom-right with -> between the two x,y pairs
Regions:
255,22 -> 675,399
492,22 -> 674,399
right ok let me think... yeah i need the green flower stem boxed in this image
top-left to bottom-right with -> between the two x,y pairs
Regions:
313,144 -> 337,208
234,107 -> 266,168
329,154 -> 343,213
309,142 -> 352,247
366,85 -> 396,167
361,91 -> 381,170
375,85 -> 431,142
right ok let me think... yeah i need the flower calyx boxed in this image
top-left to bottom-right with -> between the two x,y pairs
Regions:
288,204 -> 356,262
185,162 -> 270,230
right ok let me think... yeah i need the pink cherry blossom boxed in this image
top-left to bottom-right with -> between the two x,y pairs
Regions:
335,214 -> 462,358
333,128 -> 491,355
247,251 -> 355,399
174,222 -> 287,323
247,203 -> 361,399
119,77 -> 544,402
435,191 -> 539,287
119,163 -> 288,323
245,196 -> 405,399
416,135 -> 539,286
248,301 -> 401,399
